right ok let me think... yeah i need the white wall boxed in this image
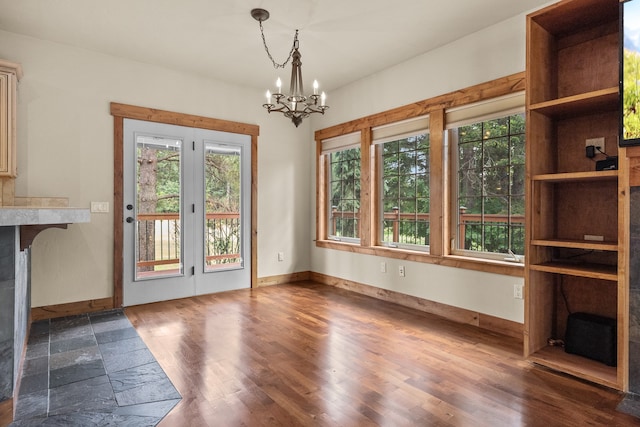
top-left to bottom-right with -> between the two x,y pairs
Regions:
0,30 -> 312,307
309,13 -> 532,323
0,6 -> 545,322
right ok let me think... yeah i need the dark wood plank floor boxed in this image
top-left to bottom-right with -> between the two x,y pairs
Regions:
124,282 -> 640,426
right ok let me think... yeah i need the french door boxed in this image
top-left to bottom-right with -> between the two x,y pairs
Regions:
123,119 -> 251,306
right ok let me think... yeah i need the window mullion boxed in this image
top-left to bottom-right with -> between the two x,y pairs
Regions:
481,126 -> 486,252
429,109 -> 445,256
316,140 -> 327,241
507,118 -> 513,252
360,128 -> 372,247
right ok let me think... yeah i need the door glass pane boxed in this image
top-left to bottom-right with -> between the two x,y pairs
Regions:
204,143 -> 242,272
135,135 -> 182,280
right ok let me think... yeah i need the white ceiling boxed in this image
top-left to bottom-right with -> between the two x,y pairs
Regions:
0,0 -> 551,92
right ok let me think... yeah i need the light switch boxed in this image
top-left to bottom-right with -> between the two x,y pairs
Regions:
91,201 -> 110,213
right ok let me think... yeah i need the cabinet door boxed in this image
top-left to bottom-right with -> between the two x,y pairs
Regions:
0,71 -> 16,177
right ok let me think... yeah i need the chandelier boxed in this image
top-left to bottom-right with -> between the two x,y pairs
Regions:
251,8 -> 329,127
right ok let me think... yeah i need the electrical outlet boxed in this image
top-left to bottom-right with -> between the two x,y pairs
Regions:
277,252 -> 284,262
380,262 -> 386,273
399,265 -> 405,277
586,137 -> 605,152
514,284 -> 523,299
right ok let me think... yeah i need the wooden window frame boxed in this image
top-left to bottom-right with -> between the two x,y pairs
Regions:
315,73 -> 526,278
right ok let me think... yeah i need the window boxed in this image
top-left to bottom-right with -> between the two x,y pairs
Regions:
329,147 -> 361,240
322,132 -> 361,242
447,93 -> 525,260
315,73 -> 526,276
375,117 -> 430,250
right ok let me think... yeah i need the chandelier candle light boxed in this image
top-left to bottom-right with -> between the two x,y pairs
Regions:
251,8 -> 328,127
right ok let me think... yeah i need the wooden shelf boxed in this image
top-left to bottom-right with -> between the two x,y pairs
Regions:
529,345 -> 619,389
531,239 -> 618,251
532,170 -> 618,183
529,262 -> 618,281
528,88 -> 619,119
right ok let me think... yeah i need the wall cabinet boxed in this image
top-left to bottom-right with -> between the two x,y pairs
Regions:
524,0 -> 627,390
0,60 -> 22,178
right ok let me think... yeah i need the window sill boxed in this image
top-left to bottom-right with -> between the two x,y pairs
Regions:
442,255 -> 524,277
315,240 -> 524,278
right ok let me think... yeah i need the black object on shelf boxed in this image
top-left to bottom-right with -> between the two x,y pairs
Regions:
565,312 -> 617,366
596,156 -> 618,171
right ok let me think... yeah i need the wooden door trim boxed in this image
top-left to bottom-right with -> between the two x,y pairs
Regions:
110,103 -> 259,307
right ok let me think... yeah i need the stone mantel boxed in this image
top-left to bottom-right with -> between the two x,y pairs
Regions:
0,207 -> 90,250
0,207 -> 90,226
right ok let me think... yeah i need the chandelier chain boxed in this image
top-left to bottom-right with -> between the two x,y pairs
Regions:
259,20 -> 299,69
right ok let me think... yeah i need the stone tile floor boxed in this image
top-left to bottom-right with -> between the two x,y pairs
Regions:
10,310 -> 181,426
619,393 -> 640,419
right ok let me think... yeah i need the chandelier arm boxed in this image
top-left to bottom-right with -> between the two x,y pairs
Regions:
266,104 -> 289,114
259,22 -> 299,69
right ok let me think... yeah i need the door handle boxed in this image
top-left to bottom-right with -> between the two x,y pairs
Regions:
126,217 -> 134,223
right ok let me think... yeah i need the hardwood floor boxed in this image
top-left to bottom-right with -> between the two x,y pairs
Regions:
124,282 -> 639,426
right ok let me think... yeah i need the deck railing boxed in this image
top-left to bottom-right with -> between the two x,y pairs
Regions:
137,208 -> 525,272
136,212 -> 240,272
331,207 -> 525,251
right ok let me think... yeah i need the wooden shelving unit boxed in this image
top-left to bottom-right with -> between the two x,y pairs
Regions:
524,0 -> 627,390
